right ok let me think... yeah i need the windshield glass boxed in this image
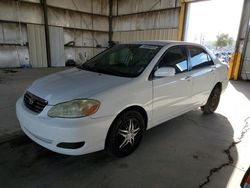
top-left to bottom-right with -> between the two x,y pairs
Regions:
79,44 -> 161,77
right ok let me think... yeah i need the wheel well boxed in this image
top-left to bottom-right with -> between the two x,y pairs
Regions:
214,82 -> 222,91
104,105 -> 148,149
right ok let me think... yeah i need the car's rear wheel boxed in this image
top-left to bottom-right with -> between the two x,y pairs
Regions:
201,85 -> 222,114
107,110 -> 145,157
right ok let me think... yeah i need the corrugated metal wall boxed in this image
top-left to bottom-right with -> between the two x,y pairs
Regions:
0,0 -> 109,67
112,0 -> 180,43
27,24 -> 47,67
0,0 -> 182,68
49,26 -> 64,67
240,0 -> 250,80
241,31 -> 250,80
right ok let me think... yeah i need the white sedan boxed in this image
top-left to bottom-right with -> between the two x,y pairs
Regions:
16,41 -> 228,157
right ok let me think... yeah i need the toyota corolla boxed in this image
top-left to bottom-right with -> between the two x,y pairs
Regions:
16,41 -> 228,157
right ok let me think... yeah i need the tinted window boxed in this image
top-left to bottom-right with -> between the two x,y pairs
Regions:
79,44 -> 161,77
158,46 -> 188,74
189,47 -> 214,69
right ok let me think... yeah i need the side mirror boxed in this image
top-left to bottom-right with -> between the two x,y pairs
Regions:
154,67 -> 176,77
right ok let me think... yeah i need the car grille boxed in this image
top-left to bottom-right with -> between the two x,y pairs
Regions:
23,91 -> 48,113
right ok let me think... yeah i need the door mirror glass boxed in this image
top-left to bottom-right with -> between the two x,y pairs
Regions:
154,67 -> 176,77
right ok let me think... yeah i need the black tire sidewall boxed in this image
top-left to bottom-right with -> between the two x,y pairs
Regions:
208,86 -> 221,112
201,86 -> 221,114
108,110 -> 145,157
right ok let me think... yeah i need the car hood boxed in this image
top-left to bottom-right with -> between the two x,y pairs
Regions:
28,68 -> 132,105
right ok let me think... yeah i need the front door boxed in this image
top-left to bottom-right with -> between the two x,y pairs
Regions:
152,46 -> 192,126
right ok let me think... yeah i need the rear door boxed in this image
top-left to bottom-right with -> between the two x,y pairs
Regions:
188,46 -> 216,106
152,46 -> 193,125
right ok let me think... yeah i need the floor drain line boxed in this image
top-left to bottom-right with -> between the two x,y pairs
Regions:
199,117 -> 250,188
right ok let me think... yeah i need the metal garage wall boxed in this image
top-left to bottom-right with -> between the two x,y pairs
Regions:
112,0 -> 181,43
0,22 -> 29,67
0,0 -> 183,67
0,0 -> 109,68
239,0 -> 250,80
49,26 -> 64,66
241,31 -> 250,80
27,24 -> 47,67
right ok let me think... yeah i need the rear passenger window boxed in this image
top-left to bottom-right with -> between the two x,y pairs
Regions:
158,46 -> 188,74
189,47 -> 214,69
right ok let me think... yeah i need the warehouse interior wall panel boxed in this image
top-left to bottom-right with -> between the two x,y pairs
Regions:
0,23 -> 27,45
241,32 -> 250,80
113,9 -> 179,31
0,0 -> 183,68
47,0 -> 92,14
75,30 -> 93,47
47,7 -> 70,28
112,0 -> 180,43
75,47 -> 94,64
92,0 -> 109,15
27,24 -> 47,67
20,0 -> 40,3
19,2 -> 43,24
115,0 -> 177,15
93,47 -> 106,56
0,23 -> 3,43
0,1 -> 43,24
92,15 -> 109,32
238,0 -> 250,80
47,7 -> 109,32
64,28 -> 75,44
49,26 -> 65,67
81,31 -> 95,47
113,28 -> 178,43
0,46 -> 29,67
93,32 -> 109,47
47,0 -> 109,16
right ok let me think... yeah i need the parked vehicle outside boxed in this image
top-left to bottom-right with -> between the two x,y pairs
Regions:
16,41 -> 228,157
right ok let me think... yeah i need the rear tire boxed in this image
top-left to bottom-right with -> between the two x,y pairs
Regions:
201,85 -> 221,114
107,110 -> 145,157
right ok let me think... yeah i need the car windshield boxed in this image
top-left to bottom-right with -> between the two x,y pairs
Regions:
78,44 -> 162,77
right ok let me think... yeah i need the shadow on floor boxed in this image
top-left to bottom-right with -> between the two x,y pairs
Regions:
0,110 -> 237,188
230,80 -> 250,101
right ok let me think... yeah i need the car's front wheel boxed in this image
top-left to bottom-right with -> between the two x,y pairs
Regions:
201,85 -> 222,114
107,110 -> 145,157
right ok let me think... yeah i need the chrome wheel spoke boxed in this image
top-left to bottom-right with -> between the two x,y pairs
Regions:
119,138 -> 129,148
118,118 -> 140,149
129,119 -> 133,132
118,129 -> 128,138
130,137 -> 135,145
133,127 -> 140,136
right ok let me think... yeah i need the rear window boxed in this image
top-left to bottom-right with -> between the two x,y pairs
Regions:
189,47 -> 214,70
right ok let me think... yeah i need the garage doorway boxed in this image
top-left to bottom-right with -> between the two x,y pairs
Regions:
184,0 -> 244,60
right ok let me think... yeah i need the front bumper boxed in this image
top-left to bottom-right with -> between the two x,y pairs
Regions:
16,98 -> 114,155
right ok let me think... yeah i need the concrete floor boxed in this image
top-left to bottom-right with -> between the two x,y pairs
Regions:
0,68 -> 68,142
0,68 -> 249,188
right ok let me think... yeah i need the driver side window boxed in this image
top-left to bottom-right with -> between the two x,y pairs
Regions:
158,46 -> 188,74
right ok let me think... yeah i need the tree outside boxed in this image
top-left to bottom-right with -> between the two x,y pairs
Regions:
215,33 -> 234,48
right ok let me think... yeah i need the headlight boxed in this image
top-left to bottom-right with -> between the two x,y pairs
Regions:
48,99 -> 100,118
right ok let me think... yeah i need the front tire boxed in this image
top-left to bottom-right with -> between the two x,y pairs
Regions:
201,85 -> 222,114
107,110 -> 145,157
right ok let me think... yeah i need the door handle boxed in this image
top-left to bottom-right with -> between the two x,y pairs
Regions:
183,76 -> 191,81
210,68 -> 215,72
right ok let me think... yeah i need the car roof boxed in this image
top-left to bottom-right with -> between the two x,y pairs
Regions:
128,40 -> 204,48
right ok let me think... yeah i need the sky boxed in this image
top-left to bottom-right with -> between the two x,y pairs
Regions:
185,0 -> 244,43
